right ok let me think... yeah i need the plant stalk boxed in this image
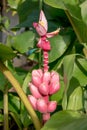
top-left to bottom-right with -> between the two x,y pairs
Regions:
3,84 -> 9,130
39,0 -> 43,11
0,61 -> 41,130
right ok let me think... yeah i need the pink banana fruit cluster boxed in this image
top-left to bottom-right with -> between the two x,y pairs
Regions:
28,10 -> 60,123
28,69 -> 60,123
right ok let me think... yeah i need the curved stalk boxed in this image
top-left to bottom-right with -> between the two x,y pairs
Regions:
0,61 -> 41,130
3,84 -> 9,130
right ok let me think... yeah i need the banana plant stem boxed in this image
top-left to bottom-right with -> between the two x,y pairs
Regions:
3,84 -> 9,130
0,61 -> 41,130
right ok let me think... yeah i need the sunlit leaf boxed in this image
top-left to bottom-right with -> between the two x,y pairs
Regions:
49,34 -> 71,63
80,0 -> 87,25
12,31 -> 35,53
41,110 -> 87,130
67,86 -> 83,110
73,58 -> 87,86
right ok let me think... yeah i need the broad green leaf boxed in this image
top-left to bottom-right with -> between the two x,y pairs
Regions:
22,72 -> 31,94
49,34 -> 71,63
80,0 -> 87,25
62,54 -> 75,109
63,54 -> 75,85
63,0 -> 82,20
44,0 -> 87,43
0,44 -> 16,61
44,0 -> 80,18
41,110 -> 87,130
17,0 -> 38,22
7,61 -> 27,86
20,110 -> 32,127
44,0 -> 66,9
12,31 -> 35,53
73,58 -> 87,86
8,93 -> 20,113
16,10 -> 39,28
7,0 -> 21,9
67,87 -> 83,110
20,72 -> 31,111
9,112 -> 22,130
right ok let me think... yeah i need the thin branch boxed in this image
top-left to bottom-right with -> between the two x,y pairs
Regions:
3,84 -> 9,130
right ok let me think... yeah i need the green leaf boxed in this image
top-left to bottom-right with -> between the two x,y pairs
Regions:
80,0 -> 87,25
73,58 -> 87,86
49,34 -> 71,63
22,72 -> 31,94
41,110 -> 87,130
20,110 -> 32,127
44,0 -> 66,9
0,44 -> 16,61
7,0 -> 21,9
63,54 -> 75,86
67,86 -> 83,110
20,72 -> 31,111
62,54 -> 75,109
9,112 -> 23,130
44,0 -> 87,43
16,10 -> 39,28
12,31 -> 35,53
17,0 -> 38,22
63,0 -> 82,20
8,93 -> 20,113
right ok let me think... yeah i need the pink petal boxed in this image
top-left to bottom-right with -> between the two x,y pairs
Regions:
29,83 -> 42,99
28,95 -> 37,110
46,28 -> 60,38
39,83 -> 49,95
35,24 -> 47,36
49,82 -> 60,95
36,98 -> 47,113
39,10 -> 48,32
47,101 -> 57,112
33,10 -> 48,36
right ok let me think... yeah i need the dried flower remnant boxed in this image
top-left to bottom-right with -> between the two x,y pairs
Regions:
28,10 -> 60,124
